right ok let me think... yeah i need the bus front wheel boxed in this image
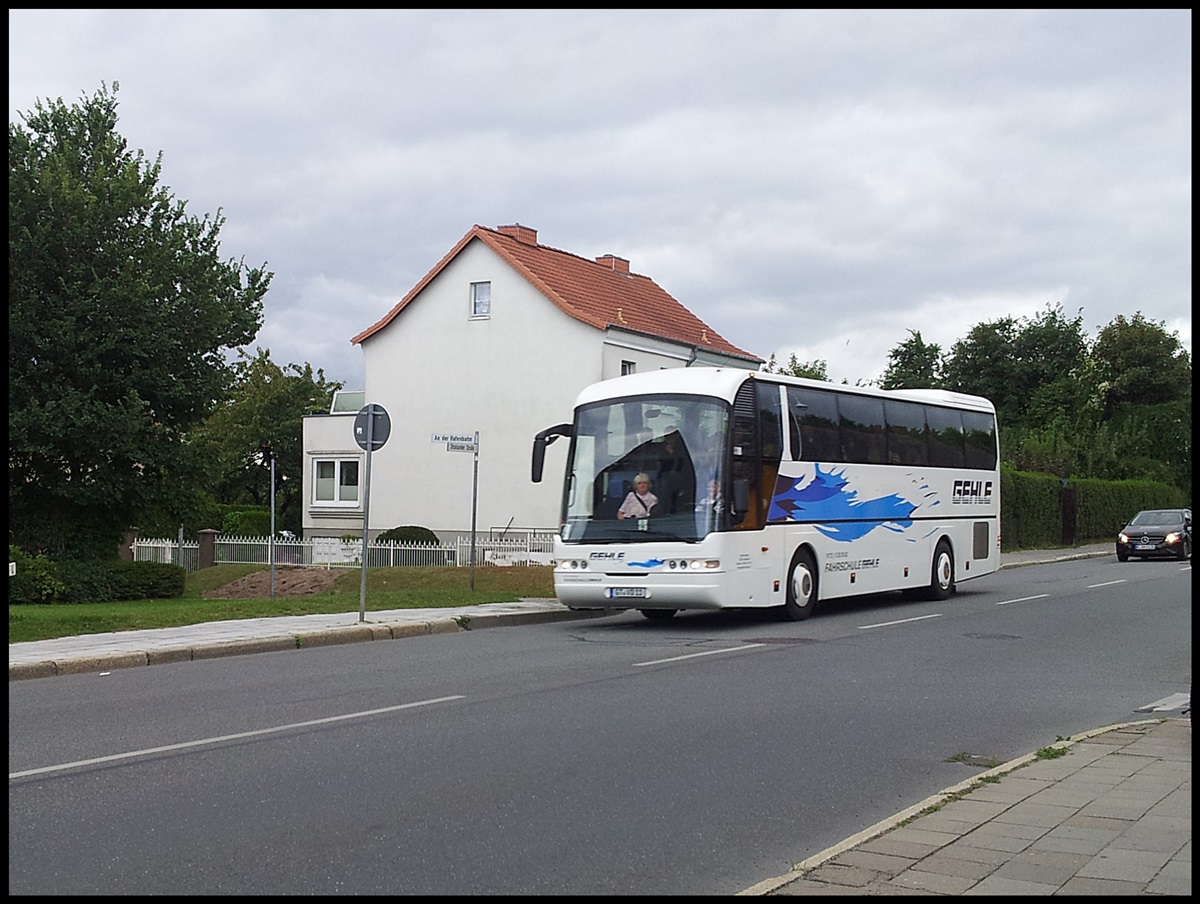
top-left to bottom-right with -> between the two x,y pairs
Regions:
927,540 -> 955,600
781,548 -> 818,621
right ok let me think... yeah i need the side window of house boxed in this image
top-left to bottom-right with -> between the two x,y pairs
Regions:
621,360 -> 636,375
470,281 -> 491,318
314,459 -> 360,505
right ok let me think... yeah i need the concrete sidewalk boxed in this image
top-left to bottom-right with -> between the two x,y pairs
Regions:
8,542 -> 1116,681
744,717 -> 1191,896
7,598 -> 607,680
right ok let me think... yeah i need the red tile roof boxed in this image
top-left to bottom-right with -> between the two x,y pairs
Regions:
351,224 -> 762,363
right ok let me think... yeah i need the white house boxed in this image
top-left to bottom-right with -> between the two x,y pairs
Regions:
301,223 -> 762,541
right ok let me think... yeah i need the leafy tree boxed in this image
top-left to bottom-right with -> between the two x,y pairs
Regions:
942,304 -> 1089,430
879,330 -> 943,390
762,353 -> 830,381
185,349 -> 341,535
1090,313 -> 1191,414
940,315 -> 1024,419
9,83 -> 271,558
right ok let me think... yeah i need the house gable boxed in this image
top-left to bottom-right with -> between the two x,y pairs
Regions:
351,224 -> 761,366
306,224 -> 764,539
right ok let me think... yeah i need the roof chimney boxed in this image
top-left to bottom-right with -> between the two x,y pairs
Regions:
596,254 -> 630,274
497,224 -> 538,245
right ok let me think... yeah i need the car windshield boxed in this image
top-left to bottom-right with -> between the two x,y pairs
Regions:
1131,510 -> 1182,525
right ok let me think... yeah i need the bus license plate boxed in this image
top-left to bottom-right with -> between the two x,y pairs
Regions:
608,587 -> 647,599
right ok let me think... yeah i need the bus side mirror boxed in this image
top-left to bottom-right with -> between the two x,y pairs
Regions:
531,424 -> 572,483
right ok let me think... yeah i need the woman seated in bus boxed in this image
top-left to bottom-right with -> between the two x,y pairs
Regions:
617,474 -> 658,520
695,478 -> 724,515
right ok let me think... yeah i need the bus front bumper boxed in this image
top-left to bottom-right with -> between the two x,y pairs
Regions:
553,570 -> 727,611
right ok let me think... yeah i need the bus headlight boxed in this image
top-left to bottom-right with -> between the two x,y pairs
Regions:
668,559 -> 720,570
558,559 -> 588,570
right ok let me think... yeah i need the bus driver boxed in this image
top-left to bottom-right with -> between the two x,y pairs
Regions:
616,474 -> 658,520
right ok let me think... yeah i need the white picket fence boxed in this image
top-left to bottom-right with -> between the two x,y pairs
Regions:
133,534 -> 555,573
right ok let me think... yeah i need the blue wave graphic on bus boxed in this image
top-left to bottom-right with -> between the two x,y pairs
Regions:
769,464 -> 918,542
627,558 -> 665,569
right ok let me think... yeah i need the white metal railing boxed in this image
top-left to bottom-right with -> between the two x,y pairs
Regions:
133,534 -> 555,572
133,538 -> 201,571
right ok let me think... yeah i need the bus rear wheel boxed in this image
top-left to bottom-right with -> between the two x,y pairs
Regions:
927,540 -> 955,600
781,548 -> 818,621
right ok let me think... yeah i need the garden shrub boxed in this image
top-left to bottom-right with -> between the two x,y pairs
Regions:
52,559 -> 186,603
376,525 -> 440,544
8,545 -> 66,604
220,508 -> 272,537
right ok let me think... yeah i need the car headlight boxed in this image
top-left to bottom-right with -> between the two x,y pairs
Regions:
1165,532 -> 1180,545
1118,532 -> 1130,544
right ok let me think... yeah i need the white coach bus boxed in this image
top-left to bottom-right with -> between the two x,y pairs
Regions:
531,368 -> 1000,621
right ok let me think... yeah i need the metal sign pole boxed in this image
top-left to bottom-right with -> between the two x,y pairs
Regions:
470,431 -> 479,592
270,454 -> 277,599
358,414 -> 374,622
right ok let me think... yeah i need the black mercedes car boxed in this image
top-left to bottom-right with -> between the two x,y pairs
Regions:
1116,508 -> 1192,561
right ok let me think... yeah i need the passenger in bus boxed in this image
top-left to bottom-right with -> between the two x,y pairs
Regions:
617,474 -> 658,519
695,478 -> 724,515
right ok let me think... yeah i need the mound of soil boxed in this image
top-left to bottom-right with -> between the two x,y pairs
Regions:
203,567 -> 340,599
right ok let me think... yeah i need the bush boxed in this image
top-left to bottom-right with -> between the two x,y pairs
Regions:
220,508 -> 272,537
376,525 -> 440,544
53,559 -> 186,603
8,545 -> 66,604
374,525 -> 453,566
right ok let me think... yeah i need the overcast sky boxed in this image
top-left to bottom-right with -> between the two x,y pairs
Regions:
10,9 -> 1192,389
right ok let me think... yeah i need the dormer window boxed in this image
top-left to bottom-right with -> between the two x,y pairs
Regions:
470,281 -> 491,318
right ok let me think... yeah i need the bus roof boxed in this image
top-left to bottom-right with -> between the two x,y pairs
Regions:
572,368 -> 996,413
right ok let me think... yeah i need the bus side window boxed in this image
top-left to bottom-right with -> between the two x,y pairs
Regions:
787,386 -> 840,462
838,394 -> 886,464
730,382 -> 761,527
884,399 -> 929,466
926,406 -> 965,468
962,411 -> 998,470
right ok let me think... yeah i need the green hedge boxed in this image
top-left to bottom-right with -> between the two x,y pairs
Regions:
1000,466 -> 1186,550
8,553 -> 186,604
54,560 -> 186,603
220,507 -> 273,537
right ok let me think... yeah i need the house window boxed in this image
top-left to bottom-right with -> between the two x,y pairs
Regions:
470,281 -> 491,318
313,459 -> 360,506
621,360 -> 636,375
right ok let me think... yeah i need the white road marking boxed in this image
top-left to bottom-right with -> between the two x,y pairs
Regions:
996,594 -> 1050,607
857,614 -> 942,630
633,644 -> 765,667
9,696 -> 465,779
1135,693 -> 1191,713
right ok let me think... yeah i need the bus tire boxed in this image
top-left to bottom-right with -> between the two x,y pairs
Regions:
927,540 -> 955,600
640,608 -> 677,621
781,548 -> 818,621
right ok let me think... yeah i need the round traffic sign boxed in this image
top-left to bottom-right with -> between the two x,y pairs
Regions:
353,404 -> 391,451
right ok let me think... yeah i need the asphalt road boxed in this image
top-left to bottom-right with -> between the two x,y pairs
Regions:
8,555 -> 1191,894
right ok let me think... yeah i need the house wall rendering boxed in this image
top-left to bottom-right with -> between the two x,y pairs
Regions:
302,224 -> 762,540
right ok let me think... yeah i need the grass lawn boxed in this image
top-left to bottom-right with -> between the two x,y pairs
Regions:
9,564 -> 556,644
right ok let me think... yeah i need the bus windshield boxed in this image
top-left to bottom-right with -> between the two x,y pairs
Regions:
560,394 -> 729,543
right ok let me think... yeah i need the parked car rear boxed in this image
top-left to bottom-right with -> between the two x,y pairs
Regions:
1116,508 -> 1192,561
